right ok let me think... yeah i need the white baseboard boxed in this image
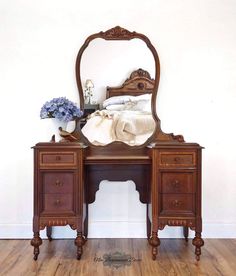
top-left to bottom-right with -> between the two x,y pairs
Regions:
0,221 -> 236,239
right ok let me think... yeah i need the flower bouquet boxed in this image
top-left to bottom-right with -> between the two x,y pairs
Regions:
40,97 -> 83,122
40,97 -> 83,142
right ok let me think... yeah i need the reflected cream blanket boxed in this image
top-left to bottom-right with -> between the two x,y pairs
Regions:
82,110 -> 155,145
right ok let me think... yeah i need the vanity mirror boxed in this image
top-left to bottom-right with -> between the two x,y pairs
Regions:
74,26 -> 161,147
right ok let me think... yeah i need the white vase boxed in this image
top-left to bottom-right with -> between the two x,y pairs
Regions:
66,120 -> 76,133
42,119 -> 76,142
48,118 -> 67,142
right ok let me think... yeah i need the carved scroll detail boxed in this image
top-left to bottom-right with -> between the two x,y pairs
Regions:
158,218 -> 195,230
39,218 -> 77,230
152,130 -> 185,144
100,26 -> 136,40
129,68 -> 152,80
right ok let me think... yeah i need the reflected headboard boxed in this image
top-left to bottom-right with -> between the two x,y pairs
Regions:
106,68 -> 155,99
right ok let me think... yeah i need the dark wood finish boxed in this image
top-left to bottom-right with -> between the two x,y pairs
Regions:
31,142 -> 203,261
159,151 -> 196,167
39,151 -> 77,167
106,68 -> 155,98
160,171 -> 196,194
31,27 -> 203,261
31,143 -> 86,260
85,164 -> 151,204
46,226 -> 52,241
183,226 -> 189,242
149,144 -> 204,261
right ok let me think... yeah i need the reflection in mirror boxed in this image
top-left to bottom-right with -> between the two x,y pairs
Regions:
80,38 -> 156,146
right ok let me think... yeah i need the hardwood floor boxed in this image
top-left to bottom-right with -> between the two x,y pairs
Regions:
0,239 -> 236,276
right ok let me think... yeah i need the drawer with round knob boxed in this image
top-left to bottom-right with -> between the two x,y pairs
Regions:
42,172 -> 74,194
159,151 -> 196,167
42,194 -> 74,214
161,172 -> 195,194
160,194 -> 195,216
39,151 -> 77,167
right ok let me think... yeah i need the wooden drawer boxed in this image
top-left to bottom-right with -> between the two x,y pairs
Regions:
42,194 -> 74,214
43,172 -> 74,194
161,172 -> 195,194
160,194 -> 195,216
159,152 -> 196,167
39,152 -> 77,167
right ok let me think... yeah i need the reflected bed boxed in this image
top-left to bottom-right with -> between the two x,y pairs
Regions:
81,69 -> 155,146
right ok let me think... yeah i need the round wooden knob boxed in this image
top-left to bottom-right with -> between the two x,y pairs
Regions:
172,180 -> 180,189
174,157 -> 181,163
172,200 -> 182,207
55,199 -> 61,205
55,180 -> 62,186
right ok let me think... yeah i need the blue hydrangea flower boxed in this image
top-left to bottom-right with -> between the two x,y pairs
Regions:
40,97 -> 83,122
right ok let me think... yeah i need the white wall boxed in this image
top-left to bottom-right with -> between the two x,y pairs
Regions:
0,0 -> 236,239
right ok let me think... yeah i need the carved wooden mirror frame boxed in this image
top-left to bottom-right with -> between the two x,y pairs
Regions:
73,26 -> 184,146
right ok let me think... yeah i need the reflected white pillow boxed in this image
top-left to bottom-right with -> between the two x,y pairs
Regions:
105,100 -> 151,112
106,104 -> 125,111
103,95 -> 135,108
135,94 -> 151,101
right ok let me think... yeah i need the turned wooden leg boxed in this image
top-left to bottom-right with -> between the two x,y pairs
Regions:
46,226 -> 52,241
31,232 -> 42,261
148,231 -> 160,260
192,232 -> 204,261
146,204 -> 151,239
75,231 -> 84,260
183,226 -> 189,242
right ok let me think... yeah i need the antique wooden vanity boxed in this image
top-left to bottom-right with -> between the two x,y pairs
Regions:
31,26 -> 204,261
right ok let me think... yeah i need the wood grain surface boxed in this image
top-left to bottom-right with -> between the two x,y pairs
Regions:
0,239 -> 235,276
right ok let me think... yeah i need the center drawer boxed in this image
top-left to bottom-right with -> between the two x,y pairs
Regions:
43,172 -> 74,194
160,172 -> 195,194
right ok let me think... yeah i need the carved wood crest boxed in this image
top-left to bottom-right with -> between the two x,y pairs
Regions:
100,26 -> 136,40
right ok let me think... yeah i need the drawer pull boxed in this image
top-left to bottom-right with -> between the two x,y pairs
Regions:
174,157 -> 181,163
55,180 -> 63,186
172,200 -> 182,207
54,199 -> 61,205
55,156 -> 61,161
172,180 -> 180,189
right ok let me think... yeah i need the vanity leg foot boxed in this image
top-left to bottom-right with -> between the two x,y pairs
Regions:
149,231 -> 160,260
46,226 -> 52,241
75,231 -> 83,260
31,232 -> 42,261
183,226 -> 189,242
192,232 -> 204,261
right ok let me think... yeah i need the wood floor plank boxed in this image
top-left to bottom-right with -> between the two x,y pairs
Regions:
0,239 -> 235,276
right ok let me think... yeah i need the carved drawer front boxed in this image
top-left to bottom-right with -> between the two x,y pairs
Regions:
159,152 -> 196,167
161,172 -> 195,194
39,152 -> 77,167
43,172 -> 74,194
43,194 -> 74,213
160,194 -> 195,216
